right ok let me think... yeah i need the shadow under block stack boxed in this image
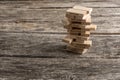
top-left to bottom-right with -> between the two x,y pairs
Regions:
62,5 -> 97,54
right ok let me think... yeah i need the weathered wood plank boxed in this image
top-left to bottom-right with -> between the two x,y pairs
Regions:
105,0 -> 120,4
0,8 -> 120,33
0,1 -> 120,33
0,0 -> 108,2
0,1 -> 119,80
0,33 -> 119,58
0,16 -> 120,33
0,1 -> 119,9
0,8 -> 120,21
0,0 -> 118,5
0,57 -> 120,80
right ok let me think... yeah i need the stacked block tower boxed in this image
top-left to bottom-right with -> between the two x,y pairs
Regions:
62,5 -> 97,54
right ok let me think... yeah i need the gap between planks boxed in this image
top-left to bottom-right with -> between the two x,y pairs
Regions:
0,31 -> 120,35
1,54 -> 120,59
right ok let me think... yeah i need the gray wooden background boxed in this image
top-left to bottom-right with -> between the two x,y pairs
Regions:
0,0 -> 120,80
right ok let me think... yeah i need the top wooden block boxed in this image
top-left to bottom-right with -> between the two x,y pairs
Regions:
66,8 -> 89,20
67,8 -> 88,15
73,5 -> 93,14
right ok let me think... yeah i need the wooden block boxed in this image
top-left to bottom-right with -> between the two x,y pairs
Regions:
62,37 -> 73,44
68,15 -> 91,23
66,8 -> 89,20
71,41 -> 92,47
70,43 -> 90,49
89,24 -> 97,30
67,27 -> 91,33
73,5 -> 93,14
68,28 -> 91,33
68,30 -> 90,37
66,24 -> 97,31
62,17 -> 91,29
66,45 -> 88,54
63,35 -> 91,44
69,33 -> 90,37
72,40 -> 92,45
66,35 -> 89,40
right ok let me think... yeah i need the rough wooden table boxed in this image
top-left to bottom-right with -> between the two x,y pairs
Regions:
0,0 -> 120,80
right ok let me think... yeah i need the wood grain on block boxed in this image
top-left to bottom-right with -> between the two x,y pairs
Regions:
70,42 -> 90,49
69,33 -> 90,37
62,17 -> 91,29
70,41 -> 92,49
71,40 -> 92,46
66,35 -> 89,40
86,24 -> 97,30
72,39 -> 92,44
66,8 -> 89,20
63,35 -> 91,44
67,27 -> 91,32
68,28 -> 91,33
72,24 -> 96,31
69,30 -> 90,37
68,15 -> 91,23
66,45 -> 88,54
62,36 -> 90,44
66,23 -> 97,31
73,5 -> 93,14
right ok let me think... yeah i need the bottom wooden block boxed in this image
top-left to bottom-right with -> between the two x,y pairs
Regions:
71,42 -> 91,49
62,35 -> 92,46
66,45 -> 88,54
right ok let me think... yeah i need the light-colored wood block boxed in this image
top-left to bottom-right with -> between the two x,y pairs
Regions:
63,35 -> 91,44
68,30 -> 90,37
74,40 -> 92,45
67,27 -> 91,32
66,35 -> 90,40
73,5 -> 93,14
66,24 -> 97,31
66,45 -> 88,54
68,15 -> 91,23
66,8 -> 89,20
70,41 -> 92,49
62,37 -> 73,44
62,17 -> 91,28
88,24 -> 97,30
70,43 -> 90,49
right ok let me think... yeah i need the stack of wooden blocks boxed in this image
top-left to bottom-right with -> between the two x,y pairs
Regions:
62,5 -> 97,54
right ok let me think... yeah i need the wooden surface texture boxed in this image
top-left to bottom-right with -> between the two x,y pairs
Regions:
0,0 -> 120,80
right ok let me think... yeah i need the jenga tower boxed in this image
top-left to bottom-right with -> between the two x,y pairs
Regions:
62,5 -> 97,54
